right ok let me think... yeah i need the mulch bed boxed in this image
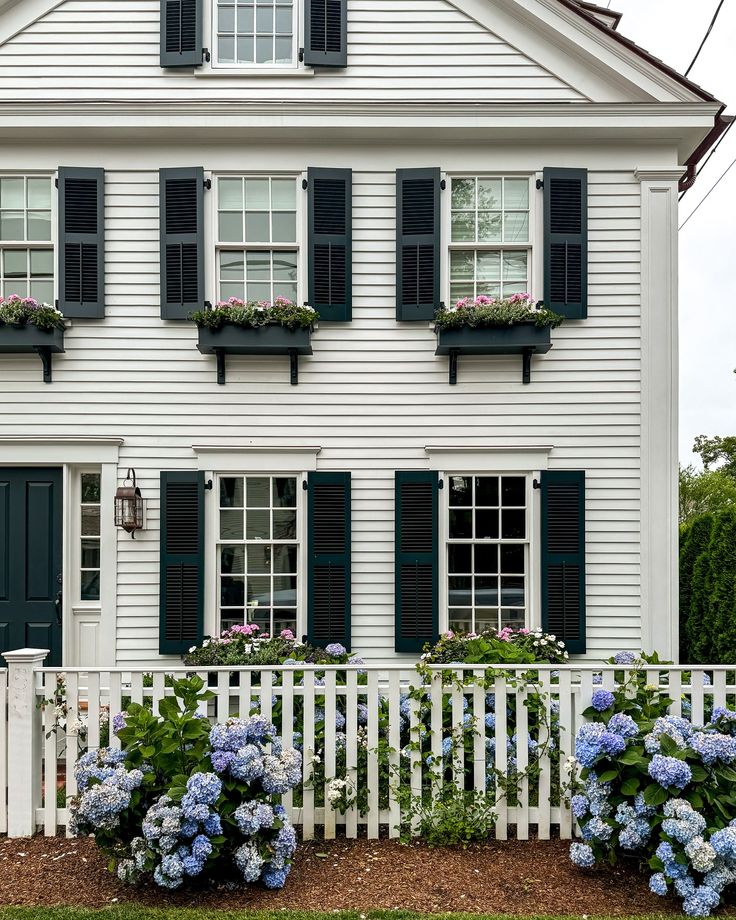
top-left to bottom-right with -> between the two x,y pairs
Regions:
0,834 -> 733,915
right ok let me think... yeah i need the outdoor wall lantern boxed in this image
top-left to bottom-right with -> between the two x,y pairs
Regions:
115,468 -> 144,538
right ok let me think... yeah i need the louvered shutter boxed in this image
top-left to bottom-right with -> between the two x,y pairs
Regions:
308,167 -> 352,322
57,167 -> 105,318
395,471 -> 439,652
540,470 -> 586,654
543,167 -> 588,319
396,168 -> 441,322
303,0 -> 347,68
160,0 -> 203,68
160,167 -> 204,320
159,471 -> 204,655
307,472 -> 351,649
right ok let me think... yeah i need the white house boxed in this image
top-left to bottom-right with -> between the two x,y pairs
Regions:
0,0 -> 728,668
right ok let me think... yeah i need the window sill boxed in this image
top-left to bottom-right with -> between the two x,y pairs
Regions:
195,67 -> 315,78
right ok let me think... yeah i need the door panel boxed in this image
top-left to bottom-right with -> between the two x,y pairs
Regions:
0,468 -> 63,666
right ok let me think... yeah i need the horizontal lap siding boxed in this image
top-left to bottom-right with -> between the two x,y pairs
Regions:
0,0 -> 584,101
0,160 -> 640,665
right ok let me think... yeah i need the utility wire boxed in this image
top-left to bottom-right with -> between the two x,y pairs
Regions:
679,152 -> 736,230
679,118 -> 736,200
685,0 -> 727,76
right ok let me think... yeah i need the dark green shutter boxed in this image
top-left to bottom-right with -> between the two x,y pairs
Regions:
160,0 -> 203,68
159,471 -> 204,655
304,0 -> 347,68
540,470 -> 586,654
395,471 -> 438,652
307,472 -> 351,649
543,167 -> 588,319
58,167 -> 105,318
160,167 -> 204,319
396,168 -> 441,321
308,167 -> 352,322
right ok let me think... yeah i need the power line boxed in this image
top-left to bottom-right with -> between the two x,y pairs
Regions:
679,118 -> 736,200
685,0 -> 727,76
679,152 -> 736,230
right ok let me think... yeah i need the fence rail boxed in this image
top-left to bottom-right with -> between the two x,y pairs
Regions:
1,651 -> 736,839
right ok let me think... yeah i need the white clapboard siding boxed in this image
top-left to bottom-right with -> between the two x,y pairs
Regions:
0,0 -> 585,102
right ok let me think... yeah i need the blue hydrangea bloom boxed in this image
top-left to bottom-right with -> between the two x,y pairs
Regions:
591,689 -> 615,712
648,754 -> 692,790
569,842 -> 596,869
608,713 -> 639,739
650,873 -> 668,896
324,642 -> 346,657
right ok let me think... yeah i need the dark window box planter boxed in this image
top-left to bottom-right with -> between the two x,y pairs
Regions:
435,324 -> 552,384
196,324 -> 313,385
0,325 -> 65,383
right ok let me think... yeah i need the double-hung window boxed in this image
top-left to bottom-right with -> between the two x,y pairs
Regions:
217,475 -> 300,636
216,175 -> 299,303
0,175 -> 54,303
215,0 -> 297,66
446,474 -> 529,634
448,176 -> 531,304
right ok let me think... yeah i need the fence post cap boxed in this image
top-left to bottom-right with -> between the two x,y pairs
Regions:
2,648 -> 49,665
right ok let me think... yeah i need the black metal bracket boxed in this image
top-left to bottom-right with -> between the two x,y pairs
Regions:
204,479 -> 213,491
214,349 -> 226,386
438,479 -> 444,490
440,179 -> 447,191
536,178 -> 544,190
448,349 -> 459,385
204,178 -> 212,191
202,48 -> 211,63
299,47 -> 305,62
522,348 -> 533,385
35,346 -> 53,384
302,178 -> 308,190
289,349 -> 299,386
302,480 -> 309,491
533,479 -> 542,490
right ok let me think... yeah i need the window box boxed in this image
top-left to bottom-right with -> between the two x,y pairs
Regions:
197,324 -> 313,385
0,323 -> 65,383
435,324 -> 551,385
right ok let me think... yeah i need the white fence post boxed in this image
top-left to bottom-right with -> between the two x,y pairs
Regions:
3,648 -> 48,837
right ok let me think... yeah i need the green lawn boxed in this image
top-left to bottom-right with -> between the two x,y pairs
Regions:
0,911 -> 681,920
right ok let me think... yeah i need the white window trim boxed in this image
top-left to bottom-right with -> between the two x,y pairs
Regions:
442,173 -> 538,307
206,170 -> 305,307
426,445 -> 552,635
205,470 -> 307,641
0,170 -> 57,305
205,0 -> 304,73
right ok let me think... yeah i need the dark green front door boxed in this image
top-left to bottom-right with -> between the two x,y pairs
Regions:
0,468 -> 63,665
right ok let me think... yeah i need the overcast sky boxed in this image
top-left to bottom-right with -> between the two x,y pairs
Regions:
608,1 -> 736,465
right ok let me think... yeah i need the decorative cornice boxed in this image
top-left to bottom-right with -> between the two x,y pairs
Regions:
425,445 -> 554,454
635,169 -> 687,182
0,436 -> 124,445
192,445 -> 321,454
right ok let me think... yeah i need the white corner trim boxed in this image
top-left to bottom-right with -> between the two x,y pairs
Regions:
425,444 -> 554,472
0,436 -> 123,464
193,445 -> 321,473
635,169 -> 687,182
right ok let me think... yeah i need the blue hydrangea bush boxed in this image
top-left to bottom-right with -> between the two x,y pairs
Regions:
569,660 -> 736,916
69,676 -> 300,891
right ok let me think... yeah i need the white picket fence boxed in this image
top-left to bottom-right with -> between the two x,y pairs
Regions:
1,649 -> 735,840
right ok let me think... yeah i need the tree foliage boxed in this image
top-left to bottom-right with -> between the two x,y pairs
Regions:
679,465 -> 736,525
693,435 -> 736,479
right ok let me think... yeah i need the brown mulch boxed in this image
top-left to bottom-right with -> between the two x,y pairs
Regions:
0,834 -> 733,915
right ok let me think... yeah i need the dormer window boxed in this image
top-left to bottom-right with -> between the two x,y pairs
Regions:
215,0 -> 297,67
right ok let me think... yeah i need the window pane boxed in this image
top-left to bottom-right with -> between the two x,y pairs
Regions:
501,576 -> 524,607
219,178 -> 243,209
500,544 -> 524,574
222,576 -> 245,606
274,611 -> 297,634
478,178 -> 502,209
250,607 -> 270,632
448,543 -> 472,573
504,178 -> 529,210
247,282 -> 271,302
81,506 -> 100,537
237,5 -> 254,31
30,279 -> 53,303
81,473 -> 101,503
256,5 -> 273,31
246,477 -> 270,507
476,251 -> 501,281
448,576 -> 472,607
0,212 -> 23,240
475,477 -> 498,506
477,211 -> 502,242
81,570 -> 100,602
475,610 -> 497,633
273,477 -> 297,507
274,36 -> 292,62
450,283 -> 474,303
504,212 -> 529,243
474,576 -> 498,607
246,544 -> 270,574
246,251 -> 270,280
474,544 -> 498,574
3,248 -> 26,276
450,250 -> 474,280
30,248 -> 53,275
272,178 -> 296,210
476,282 -> 501,298
501,509 -> 525,540
449,613 -> 472,634
247,575 -> 271,604
503,251 -> 528,282
449,509 -> 472,539
237,36 -> 255,61
501,609 -> 525,629
220,281 -> 244,301
222,544 -> 246,574
275,5 -> 293,33
475,509 -> 498,540
501,477 -> 525,506
273,575 -> 296,604
451,212 -> 475,242
272,211 -> 296,243
246,509 -> 270,540
218,35 -> 235,61
451,178 -> 475,211
245,179 -> 270,210
273,509 -> 296,539
273,544 -> 297,573
27,178 -> 51,209
220,510 -> 244,540
219,211 -> 243,242
273,251 -> 297,280
449,475 -> 472,506
219,3 -> 235,30
0,178 -> 23,209
220,251 -> 244,280
220,477 -> 244,507
81,540 -> 100,569
245,211 -> 270,242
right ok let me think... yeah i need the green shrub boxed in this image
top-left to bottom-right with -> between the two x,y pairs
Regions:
679,514 -> 714,663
